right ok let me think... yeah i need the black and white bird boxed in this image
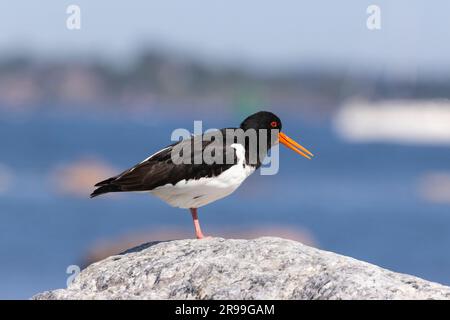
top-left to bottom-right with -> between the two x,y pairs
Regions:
91,111 -> 313,239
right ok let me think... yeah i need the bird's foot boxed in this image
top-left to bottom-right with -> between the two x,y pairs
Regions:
196,232 -> 212,240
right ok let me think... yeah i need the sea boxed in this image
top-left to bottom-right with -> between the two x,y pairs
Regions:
1,109 -> 450,299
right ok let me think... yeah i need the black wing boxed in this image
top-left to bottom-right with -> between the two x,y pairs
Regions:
90,130 -> 238,198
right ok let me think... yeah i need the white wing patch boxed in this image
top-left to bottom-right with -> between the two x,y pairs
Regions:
140,146 -> 172,164
125,146 -> 172,175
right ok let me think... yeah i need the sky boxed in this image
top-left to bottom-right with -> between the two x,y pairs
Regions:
0,1 -> 449,75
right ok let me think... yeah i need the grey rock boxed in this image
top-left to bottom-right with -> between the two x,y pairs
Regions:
33,237 -> 450,300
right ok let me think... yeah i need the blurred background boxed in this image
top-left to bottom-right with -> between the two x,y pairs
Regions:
1,0 -> 450,298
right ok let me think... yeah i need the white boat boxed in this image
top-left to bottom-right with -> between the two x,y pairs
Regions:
334,99 -> 450,145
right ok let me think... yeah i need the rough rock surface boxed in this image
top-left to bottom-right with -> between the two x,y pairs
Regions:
33,237 -> 450,300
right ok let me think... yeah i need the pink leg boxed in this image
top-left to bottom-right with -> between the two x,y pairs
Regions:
190,208 -> 206,239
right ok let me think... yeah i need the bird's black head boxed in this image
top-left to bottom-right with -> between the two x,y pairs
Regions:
240,111 -> 282,131
239,110 -> 314,161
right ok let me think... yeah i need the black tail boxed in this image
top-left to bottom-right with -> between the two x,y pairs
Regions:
94,176 -> 117,187
90,176 -> 122,198
90,184 -> 122,198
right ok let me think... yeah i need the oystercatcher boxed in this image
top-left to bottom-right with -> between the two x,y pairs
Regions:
91,111 -> 313,239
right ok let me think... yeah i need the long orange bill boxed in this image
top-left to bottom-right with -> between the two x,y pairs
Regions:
278,132 -> 314,160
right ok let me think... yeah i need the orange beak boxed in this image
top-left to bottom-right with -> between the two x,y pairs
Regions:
278,132 -> 314,160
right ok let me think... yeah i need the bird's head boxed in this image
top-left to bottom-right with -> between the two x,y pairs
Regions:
240,111 -> 313,160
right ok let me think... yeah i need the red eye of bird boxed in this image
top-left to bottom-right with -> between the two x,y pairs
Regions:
270,121 -> 278,128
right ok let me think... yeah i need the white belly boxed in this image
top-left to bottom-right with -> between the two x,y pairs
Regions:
149,144 -> 255,208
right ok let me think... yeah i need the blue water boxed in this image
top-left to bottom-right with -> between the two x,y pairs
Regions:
1,110 -> 450,299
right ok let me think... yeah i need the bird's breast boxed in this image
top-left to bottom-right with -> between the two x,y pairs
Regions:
149,143 -> 255,208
